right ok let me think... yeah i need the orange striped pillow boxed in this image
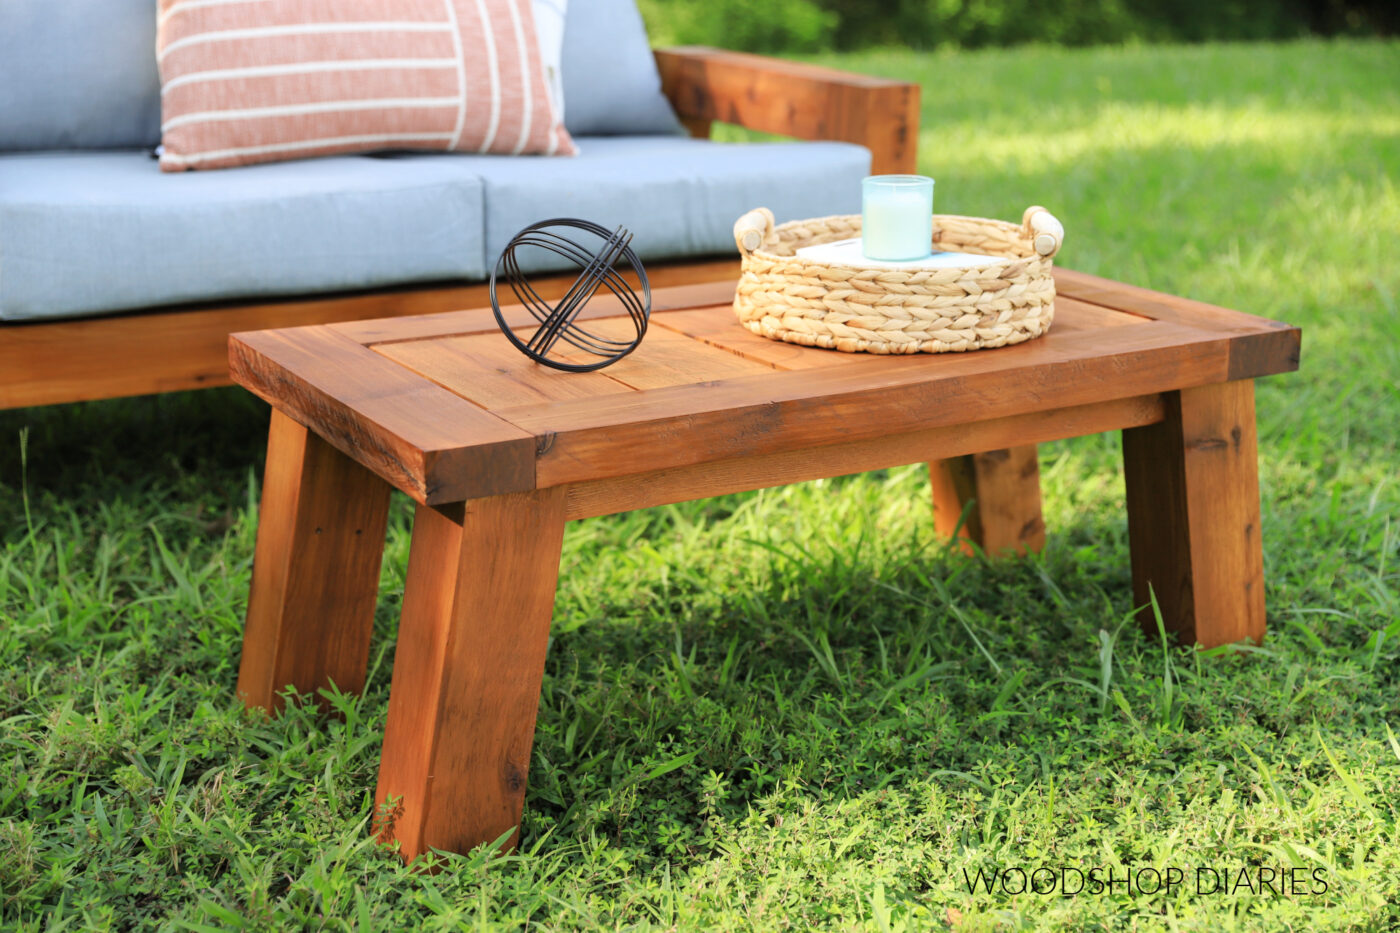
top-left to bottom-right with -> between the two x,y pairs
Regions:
156,0 -> 575,171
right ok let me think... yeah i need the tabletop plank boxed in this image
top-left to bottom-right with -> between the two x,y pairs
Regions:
236,269 -> 1301,504
503,322 -> 1261,490
1055,269 -> 1302,380
552,318 -> 775,388
1055,268 -> 1293,334
376,314 -> 775,409
375,332 -> 636,409
655,295 -> 1152,365
1045,296 -> 1150,334
335,281 -> 738,346
651,304 -> 886,370
230,326 -> 537,503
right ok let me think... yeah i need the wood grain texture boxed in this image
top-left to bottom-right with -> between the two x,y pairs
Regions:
655,46 -> 920,174
237,410 -> 392,711
223,268 -> 1297,869
235,273 -> 1298,507
376,332 -> 636,409
651,303 -> 889,370
564,395 -> 1162,520
1122,380 -> 1266,648
346,288 -> 1143,372
0,259 -> 738,411
374,489 -> 566,861
230,325 -> 536,504
1055,267 -> 1303,347
930,446 -> 1046,556
1047,296 -> 1151,334
375,314 -> 773,410
654,299 -> 1134,558
336,280 -> 739,347
510,322 -> 1243,492
550,317 -> 774,388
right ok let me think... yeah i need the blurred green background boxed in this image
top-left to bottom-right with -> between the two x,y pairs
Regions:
638,0 -> 1397,52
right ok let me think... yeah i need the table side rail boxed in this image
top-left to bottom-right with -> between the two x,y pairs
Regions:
230,326 -> 538,504
501,323 -> 1288,497
563,393 -> 1167,520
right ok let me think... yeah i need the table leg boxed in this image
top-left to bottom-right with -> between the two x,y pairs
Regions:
1122,380 -> 1266,648
237,410 -> 392,712
374,488 -> 567,861
929,446 -> 1046,556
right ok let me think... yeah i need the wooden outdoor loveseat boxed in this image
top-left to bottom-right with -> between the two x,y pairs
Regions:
1,47 -> 917,406
0,31 -> 1049,558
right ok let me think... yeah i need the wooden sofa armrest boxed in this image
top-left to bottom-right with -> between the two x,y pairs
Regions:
654,46 -> 920,175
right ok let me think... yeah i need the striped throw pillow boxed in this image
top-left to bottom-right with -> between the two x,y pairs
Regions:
156,0 -> 576,171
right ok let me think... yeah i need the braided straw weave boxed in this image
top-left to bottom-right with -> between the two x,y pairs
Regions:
732,205 -> 1065,354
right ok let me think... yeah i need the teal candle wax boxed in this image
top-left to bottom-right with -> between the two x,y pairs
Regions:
861,175 -> 934,261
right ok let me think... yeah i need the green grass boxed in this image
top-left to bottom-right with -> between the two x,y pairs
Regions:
3,38 -> 1399,931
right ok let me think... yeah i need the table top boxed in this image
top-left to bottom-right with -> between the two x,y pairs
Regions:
230,268 -> 1300,506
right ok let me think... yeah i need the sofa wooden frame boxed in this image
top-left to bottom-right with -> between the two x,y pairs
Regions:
0,46 -> 1044,554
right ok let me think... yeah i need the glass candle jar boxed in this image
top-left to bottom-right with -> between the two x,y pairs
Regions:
861,175 -> 934,261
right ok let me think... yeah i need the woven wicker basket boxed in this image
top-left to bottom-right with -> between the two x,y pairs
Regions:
732,205 -> 1065,354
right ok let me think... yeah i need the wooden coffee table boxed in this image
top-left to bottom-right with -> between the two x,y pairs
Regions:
230,270 -> 1299,861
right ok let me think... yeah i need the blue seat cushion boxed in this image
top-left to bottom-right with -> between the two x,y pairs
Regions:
0,0 -> 161,151
447,135 -> 870,275
0,137 -> 867,322
0,152 -> 487,322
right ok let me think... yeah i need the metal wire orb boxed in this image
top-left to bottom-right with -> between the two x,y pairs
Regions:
489,218 -> 651,372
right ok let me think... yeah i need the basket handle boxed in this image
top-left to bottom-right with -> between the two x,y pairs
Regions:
734,207 -> 775,256
1022,206 -> 1064,258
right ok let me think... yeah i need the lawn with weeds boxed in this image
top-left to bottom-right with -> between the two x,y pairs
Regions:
3,38 -> 1399,931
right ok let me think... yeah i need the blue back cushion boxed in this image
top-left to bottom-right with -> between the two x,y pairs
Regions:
560,0 -> 683,136
0,0 -> 161,151
0,0 -> 681,150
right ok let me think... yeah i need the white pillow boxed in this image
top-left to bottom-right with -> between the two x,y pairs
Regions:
533,0 -> 567,125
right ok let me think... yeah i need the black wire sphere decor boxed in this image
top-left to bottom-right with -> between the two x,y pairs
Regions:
489,218 -> 651,372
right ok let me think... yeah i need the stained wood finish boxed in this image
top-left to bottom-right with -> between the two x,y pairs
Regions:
232,272 -> 1298,862
374,489 -> 566,860
332,280 -> 738,346
0,258 -> 739,411
929,446 -> 1046,556
1122,380 -> 1267,648
564,395 -> 1162,521
376,331 -> 637,409
1056,269 -> 1305,380
652,302 -> 887,370
231,276 -> 1299,508
237,409 -> 392,711
1056,268 -> 1287,332
230,325 -> 538,503
377,316 -> 773,409
505,320 -> 1260,493
645,294 -> 1060,546
913,289 -> 1156,556
655,46 -> 921,175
